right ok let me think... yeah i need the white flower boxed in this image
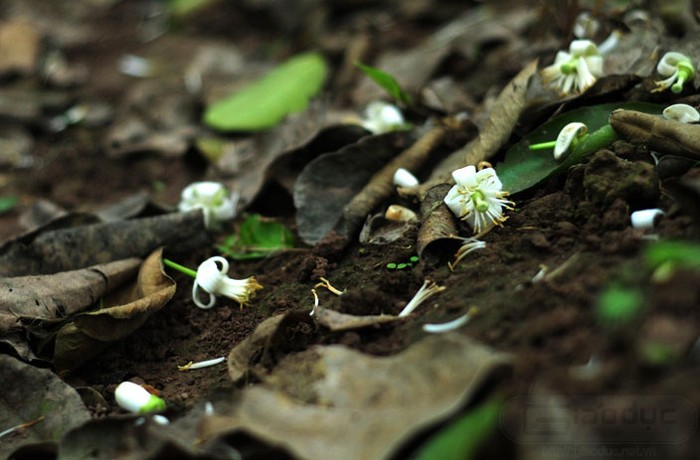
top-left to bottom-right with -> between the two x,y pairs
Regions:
541,40 -> 604,95
444,165 -> 514,234
361,101 -> 405,134
115,382 -> 166,414
192,256 -> 262,309
662,103 -> 700,123
554,122 -> 588,160
653,52 -> 694,94
178,181 -> 238,229
630,209 -> 664,230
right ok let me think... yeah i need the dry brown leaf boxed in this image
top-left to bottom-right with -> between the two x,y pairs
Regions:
52,248 -> 176,371
313,305 -> 399,331
430,59 -> 539,182
0,355 -> 90,459
417,183 -> 462,261
205,333 -> 511,460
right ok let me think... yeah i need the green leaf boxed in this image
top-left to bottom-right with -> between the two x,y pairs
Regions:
168,0 -> 214,17
645,240 -> 700,270
355,62 -> 413,106
218,214 -> 294,260
204,52 -> 328,131
596,285 -> 645,327
415,398 -> 503,460
0,196 -> 17,214
496,102 -> 663,195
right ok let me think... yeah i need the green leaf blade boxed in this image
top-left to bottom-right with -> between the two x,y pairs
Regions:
204,52 -> 328,131
218,214 -> 294,260
496,102 -> 664,195
415,398 -> 503,460
355,62 -> 412,106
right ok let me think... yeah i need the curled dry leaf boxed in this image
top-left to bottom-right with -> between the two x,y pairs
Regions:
0,355 -> 90,459
52,248 -> 176,371
204,333 -> 511,460
610,109 -> 700,161
417,183 -> 462,261
338,126 -> 450,241
0,210 -> 210,277
227,311 -> 316,382
430,59 -> 538,182
0,257 -> 141,362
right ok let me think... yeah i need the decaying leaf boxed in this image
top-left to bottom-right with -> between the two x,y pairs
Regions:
294,130 -> 415,245
0,210 -> 210,276
205,333 -> 511,460
0,355 -> 90,459
0,258 -> 141,362
610,109 -> 700,161
312,305 -> 399,331
430,59 -> 538,182
338,126 -> 451,241
416,184 -> 462,261
227,311 -> 316,382
52,248 -> 176,371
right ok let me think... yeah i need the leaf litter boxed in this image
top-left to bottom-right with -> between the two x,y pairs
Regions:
1,1 -> 700,459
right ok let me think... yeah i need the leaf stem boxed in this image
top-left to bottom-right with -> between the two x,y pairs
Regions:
163,258 -> 197,279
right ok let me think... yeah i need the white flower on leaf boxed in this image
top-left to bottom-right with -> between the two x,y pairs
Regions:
662,103 -> 700,123
361,101 -> 405,134
192,256 -> 262,309
444,165 -> 514,235
653,52 -> 694,94
178,181 -> 238,229
554,122 -> 588,160
541,40 -> 604,95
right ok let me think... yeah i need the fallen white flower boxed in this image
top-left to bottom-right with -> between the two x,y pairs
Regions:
361,101 -> 405,134
192,256 -> 262,309
541,40 -> 604,95
178,181 -> 238,229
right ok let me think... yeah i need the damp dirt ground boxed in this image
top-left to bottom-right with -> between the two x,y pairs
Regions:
1,1 -> 700,459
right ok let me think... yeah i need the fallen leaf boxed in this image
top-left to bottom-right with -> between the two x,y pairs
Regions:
206,333 -> 511,460
204,52 -> 328,131
416,184 -> 462,262
52,248 -> 176,371
227,311 -> 316,382
0,20 -> 40,76
0,355 -> 90,459
430,59 -> 538,182
0,210 -> 210,276
294,130 -> 415,245
0,258 -> 141,362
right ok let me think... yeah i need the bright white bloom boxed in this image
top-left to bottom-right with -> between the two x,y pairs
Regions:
554,122 -> 588,160
444,165 -> 514,234
653,52 -> 694,94
361,101 -> 405,134
393,167 -> 419,188
541,40 -> 604,95
115,382 -> 166,414
178,181 -> 238,229
192,256 -> 262,309
663,103 -> 700,123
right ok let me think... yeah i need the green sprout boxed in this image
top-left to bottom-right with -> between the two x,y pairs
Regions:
386,256 -> 419,270
355,62 -> 413,106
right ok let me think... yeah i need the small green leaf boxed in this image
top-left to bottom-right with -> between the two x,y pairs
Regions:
645,240 -> 700,270
204,52 -> 328,131
496,102 -> 663,194
355,62 -> 413,106
218,214 -> 294,260
596,285 -> 645,327
415,398 -> 503,460
0,196 -> 18,214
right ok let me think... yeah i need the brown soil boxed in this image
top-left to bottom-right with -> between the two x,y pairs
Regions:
2,1 -> 700,459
